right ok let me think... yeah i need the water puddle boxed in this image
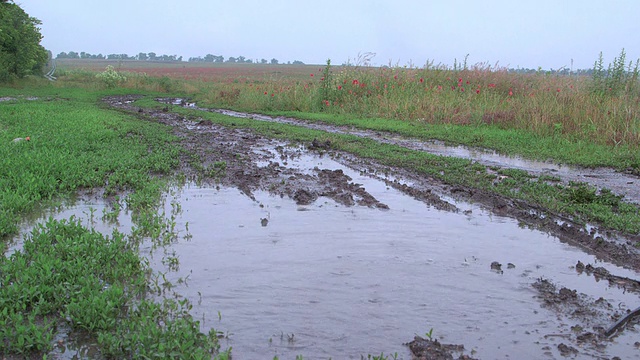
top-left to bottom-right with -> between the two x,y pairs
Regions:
147,155 -> 639,359
8,149 -> 640,359
163,98 -> 639,204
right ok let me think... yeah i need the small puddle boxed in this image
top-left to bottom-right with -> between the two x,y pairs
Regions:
7,148 -> 640,359
163,98 -> 640,204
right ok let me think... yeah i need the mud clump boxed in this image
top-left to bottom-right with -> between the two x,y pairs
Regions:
531,278 -> 637,357
293,188 -> 316,205
309,138 -> 331,150
406,336 -> 477,360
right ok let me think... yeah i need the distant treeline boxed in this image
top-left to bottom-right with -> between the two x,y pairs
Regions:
55,51 -> 305,65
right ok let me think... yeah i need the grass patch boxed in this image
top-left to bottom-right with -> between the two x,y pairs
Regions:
0,85 -> 230,358
0,88 -> 180,239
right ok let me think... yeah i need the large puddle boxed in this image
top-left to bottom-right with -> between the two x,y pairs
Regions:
9,151 -> 640,359
170,100 -> 639,204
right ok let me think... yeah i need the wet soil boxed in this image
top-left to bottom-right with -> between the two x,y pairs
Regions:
101,95 -> 640,359
171,101 -> 640,204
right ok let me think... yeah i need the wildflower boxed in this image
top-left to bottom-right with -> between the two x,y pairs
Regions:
264,91 -> 268,95
508,88 -> 513,96
271,93 -> 274,97
320,77 -> 324,81
466,81 -> 470,85
488,83 -> 496,88
460,87 -> 465,92
419,78 -> 424,83
476,89 -> 480,94
437,85 -> 443,91
557,88 -> 561,92
352,79 -> 359,85
394,75 -> 398,80
458,78 -> 462,83
324,100 -> 330,106
310,74 -> 314,77
337,85 -> 342,90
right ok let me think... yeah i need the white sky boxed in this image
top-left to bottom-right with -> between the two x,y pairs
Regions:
19,0 -> 640,69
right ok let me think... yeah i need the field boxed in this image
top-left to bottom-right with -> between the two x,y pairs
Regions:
1,57 -> 640,359
55,57 -> 640,167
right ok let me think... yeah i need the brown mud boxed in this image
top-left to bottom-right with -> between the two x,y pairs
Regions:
103,95 -> 640,359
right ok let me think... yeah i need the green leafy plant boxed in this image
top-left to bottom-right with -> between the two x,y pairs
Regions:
95,65 -> 127,88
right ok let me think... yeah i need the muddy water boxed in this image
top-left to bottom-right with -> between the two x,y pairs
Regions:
8,151 -> 640,359
171,100 -> 639,204
149,153 -> 640,359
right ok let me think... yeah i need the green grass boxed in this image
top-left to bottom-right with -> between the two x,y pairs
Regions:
0,84 -> 231,358
0,217 -> 225,358
0,87 -> 180,239
258,110 -> 640,169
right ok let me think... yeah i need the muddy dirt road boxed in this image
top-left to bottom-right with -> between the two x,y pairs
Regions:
102,95 -> 640,359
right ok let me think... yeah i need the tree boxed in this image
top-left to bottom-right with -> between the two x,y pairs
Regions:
0,2 -> 48,80
270,58 -> 279,65
138,52 -> 148,61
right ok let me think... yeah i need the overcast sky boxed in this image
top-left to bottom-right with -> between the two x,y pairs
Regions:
19,0 -> 640,70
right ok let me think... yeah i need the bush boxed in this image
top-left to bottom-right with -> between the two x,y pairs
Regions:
96,65 -> 127,88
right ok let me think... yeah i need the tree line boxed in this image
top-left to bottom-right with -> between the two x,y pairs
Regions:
0,1 -> 48,81
56,51 -> 305,65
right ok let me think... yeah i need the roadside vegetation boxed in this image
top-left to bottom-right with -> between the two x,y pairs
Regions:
0,87 -> 230,358
53,49 -> 640,171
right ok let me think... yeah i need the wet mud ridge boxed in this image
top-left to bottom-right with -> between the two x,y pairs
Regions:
165,98 -> 640,205
104,95 -> 640,359
105,95 -> 394,210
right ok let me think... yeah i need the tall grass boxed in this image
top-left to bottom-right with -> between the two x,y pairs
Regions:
52,51 -> 640,150
181,54 -> 640,148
